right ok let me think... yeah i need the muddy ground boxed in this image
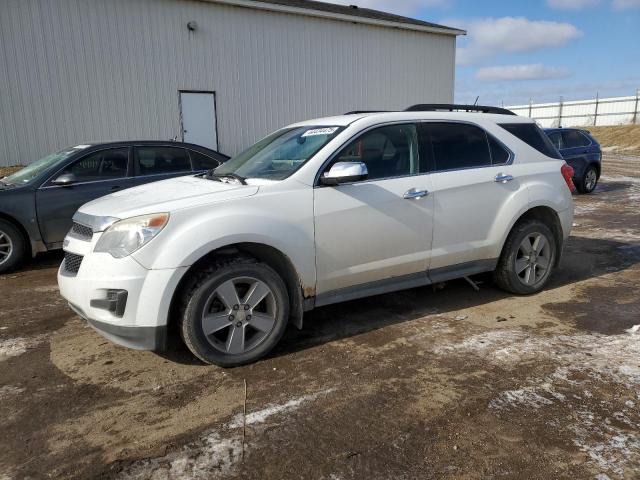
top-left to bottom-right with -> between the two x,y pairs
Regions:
1,156 -> 639,480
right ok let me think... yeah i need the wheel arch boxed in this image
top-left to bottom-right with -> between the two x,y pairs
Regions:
0,212 -> 32,257
167,242 -> 307,342
500,205 -> 564,267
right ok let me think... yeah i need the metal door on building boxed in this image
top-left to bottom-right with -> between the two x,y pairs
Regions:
179,91 -> 218,150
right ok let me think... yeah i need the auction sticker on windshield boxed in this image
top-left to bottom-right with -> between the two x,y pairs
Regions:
302,127 -> 339,137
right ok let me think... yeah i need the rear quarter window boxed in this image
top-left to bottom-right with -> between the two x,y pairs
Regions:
499,123 -> 563,159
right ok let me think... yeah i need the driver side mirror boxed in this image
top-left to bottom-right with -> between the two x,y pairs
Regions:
51,173 -> 77,187
320,162 -> 368,186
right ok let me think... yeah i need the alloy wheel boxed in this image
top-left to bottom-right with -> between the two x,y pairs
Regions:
0,230 -> 13,266
585,169 -> 597,191
200,276 -> 277,355
515,232 -> 552,287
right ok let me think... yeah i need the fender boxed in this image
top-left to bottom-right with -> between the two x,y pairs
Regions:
131,189 -> 317,293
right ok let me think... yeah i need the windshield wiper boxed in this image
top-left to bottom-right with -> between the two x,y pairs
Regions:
205,171 -> 247,185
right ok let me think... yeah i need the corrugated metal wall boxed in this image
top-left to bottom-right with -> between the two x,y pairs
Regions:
0,0 -> 456,166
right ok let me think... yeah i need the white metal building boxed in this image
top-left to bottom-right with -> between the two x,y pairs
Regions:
0,0 -> 464,166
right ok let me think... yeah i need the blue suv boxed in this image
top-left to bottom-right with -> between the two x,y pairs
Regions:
544,128 -> 602,194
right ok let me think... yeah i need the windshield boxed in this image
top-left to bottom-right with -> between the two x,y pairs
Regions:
214,126 -> 343,181
2,145 -> 89,186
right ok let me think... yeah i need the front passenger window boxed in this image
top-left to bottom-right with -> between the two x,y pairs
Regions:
60,148 -> 129,182
333,124 -> 419,181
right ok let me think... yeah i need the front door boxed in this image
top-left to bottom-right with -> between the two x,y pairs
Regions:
314,123 -> 434,299
36,147 -> 134,246
180,91 -> 218,150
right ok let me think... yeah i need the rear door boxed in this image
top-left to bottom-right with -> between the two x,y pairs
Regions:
35,147 -> 134,245
560,130 -> 592,178
424,122 -> 517,277
132,145 -> 193,186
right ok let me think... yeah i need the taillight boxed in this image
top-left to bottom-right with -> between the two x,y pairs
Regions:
561,163 -> 575,193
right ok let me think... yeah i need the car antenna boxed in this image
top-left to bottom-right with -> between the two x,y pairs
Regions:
473,96 -> 480,106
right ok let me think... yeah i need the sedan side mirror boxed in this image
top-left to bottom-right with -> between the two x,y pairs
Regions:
51,173 -> 77,187
320,162 -> 368,186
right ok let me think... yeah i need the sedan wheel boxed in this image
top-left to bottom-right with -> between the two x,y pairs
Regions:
0,230 -> 13,266
0,220 -> 26,274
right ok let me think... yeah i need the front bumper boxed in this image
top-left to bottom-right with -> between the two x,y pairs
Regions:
69,302 -> 167,350
58,234 -> 188,351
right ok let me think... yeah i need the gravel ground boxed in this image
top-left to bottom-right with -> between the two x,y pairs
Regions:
1,156 -> 639,480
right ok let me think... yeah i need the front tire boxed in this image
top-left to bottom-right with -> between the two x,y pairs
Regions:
179,258 -> 289,367
494,220 -> 557,295
0,220 -> 27,274
577,165 -> 598,194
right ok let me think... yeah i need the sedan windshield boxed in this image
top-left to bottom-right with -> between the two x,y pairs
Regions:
2,145 -> 89,186
214,126 -> 342,181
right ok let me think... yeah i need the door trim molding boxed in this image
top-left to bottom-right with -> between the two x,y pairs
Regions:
313,258 -> 498,308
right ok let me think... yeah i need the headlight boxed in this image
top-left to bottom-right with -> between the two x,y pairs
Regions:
94,213 -> 169,258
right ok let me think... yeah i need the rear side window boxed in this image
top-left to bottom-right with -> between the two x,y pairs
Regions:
499,123 -> 562,159
562,130 -> 591,148
548,131 -> 563,149
424,123 -> 492,171
135,147 -> 191,175
189,150 -> 221,170
488,136 -> 511,165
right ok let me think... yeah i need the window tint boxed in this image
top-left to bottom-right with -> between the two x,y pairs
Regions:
425,123 -> 491,171
488,136 -> 511,165
136,147 -> 190,175
334,124 -> 419,180
562,130 -> 591,148
61,148 -> 128,182
189,150 -> 220,170
548,132 -> 563,149
499,123 -> 563,159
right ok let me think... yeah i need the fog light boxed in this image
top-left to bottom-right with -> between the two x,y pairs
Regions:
90,289 -> 128,317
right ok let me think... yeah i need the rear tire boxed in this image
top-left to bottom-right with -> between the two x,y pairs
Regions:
494,220 -> 557,295
577,165 -> 598,194
178,258 -> 289,367
0,220 -> 26,274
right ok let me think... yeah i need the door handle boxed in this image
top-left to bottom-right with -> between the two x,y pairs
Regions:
403,188 -> 429,200
110,185 -> 122,191
494,173 -> 514,183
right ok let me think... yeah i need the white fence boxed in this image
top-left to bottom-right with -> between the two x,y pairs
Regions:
506,92 -> 640,128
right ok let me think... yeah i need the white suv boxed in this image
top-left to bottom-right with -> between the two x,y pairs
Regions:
58,106 -> 575,367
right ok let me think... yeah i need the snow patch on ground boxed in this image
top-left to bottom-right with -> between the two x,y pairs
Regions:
0,335 -> 47,361
119,389 -> 335,479
436,328 -> 640,477
0,385 -> 25,399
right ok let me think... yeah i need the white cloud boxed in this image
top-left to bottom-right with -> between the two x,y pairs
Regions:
475,64 -> 572,82
547,0 -> 600,9
612,0 -> 640,8
321,0 -> 450,16
451,17 -> 582,66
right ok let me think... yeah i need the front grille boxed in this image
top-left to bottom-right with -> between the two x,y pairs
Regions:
69,222 -> 93,241
63,252 -> 84,275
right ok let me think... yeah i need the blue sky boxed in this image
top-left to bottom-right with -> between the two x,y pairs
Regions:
327,0 -> 640,106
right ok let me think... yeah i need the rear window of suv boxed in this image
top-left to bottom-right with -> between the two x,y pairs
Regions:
499,123 -> 563,159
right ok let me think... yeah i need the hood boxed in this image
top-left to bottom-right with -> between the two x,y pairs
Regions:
79,175 -> 259,218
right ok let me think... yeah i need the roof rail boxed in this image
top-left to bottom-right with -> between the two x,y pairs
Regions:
344,110 -> 389,115
405,104 -> 517,116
